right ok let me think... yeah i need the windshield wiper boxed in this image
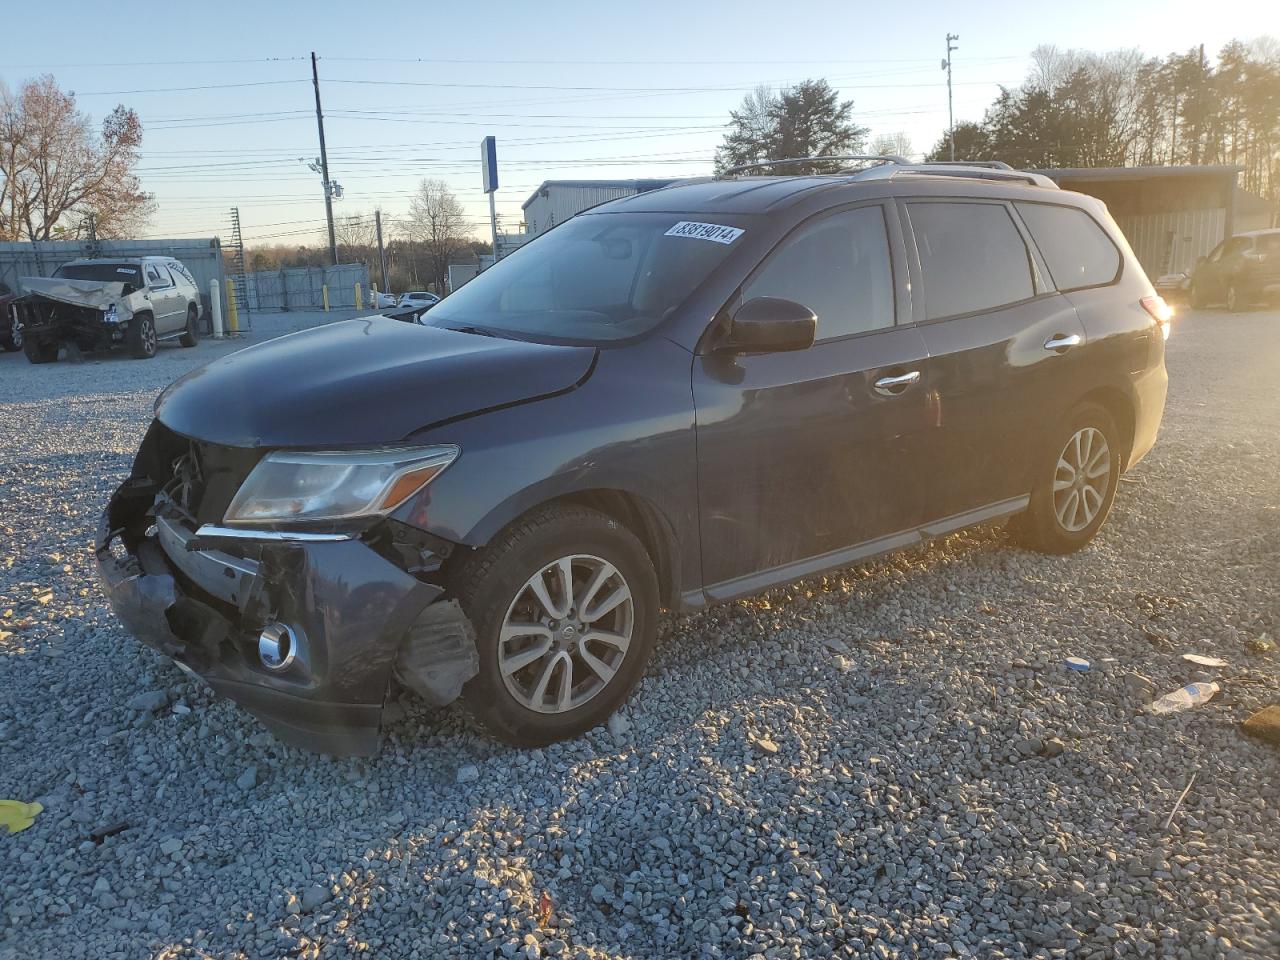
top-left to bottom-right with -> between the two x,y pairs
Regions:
445,324 -> 499,338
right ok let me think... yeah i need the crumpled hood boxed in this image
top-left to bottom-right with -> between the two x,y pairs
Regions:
155,316 -> 597,448
21,276 -> 130,312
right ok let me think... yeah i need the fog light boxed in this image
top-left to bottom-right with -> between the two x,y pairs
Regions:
258,622 -> 298,672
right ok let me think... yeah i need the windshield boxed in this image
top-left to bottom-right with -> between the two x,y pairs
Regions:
54,262 -> 141,285
427,212 -> 749,343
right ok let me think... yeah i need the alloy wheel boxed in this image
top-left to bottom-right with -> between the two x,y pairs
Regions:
1053,426 -> 1111,532
498,554 -> 634,714
142,320 -> 157,354
1226,285 -> 1239,312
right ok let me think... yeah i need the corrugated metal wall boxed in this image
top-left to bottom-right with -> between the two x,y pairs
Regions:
524,185 -> 641,236
0,238 -> 225,306
1114,208 -> 1225,278
241,263 -> 369,311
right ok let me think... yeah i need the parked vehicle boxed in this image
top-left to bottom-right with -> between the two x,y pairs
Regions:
398,291 -> 440,310
16,257 -> 202,362
371,291 -> 398,309
1190,228 -> 1280,311
0,281 -> 20,351
98,159 -> 1169,755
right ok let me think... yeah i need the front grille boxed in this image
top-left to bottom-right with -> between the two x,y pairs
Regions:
142,421 -> 263,526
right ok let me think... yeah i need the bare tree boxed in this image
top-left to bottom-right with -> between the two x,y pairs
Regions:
871,132 -> 913,159
0,75 -> 151,241
333,212 -> 377,264
405,179 -> 469,292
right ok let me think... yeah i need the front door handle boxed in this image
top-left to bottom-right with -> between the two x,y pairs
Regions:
873,370 -> 921,396
1044,333 -> 1083,352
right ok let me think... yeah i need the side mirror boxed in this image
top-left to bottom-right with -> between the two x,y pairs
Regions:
724,297 -> 816,353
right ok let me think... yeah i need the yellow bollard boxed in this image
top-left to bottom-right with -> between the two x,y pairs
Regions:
225,279 -> 239,333
322,284 -> 330,312
355,283 -> 363,310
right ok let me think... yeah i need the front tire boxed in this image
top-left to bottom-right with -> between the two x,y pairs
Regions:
450,505 -> 659,746
179,305 -> 199,347
127,313 -> 157,359
1190,282 -> 1208,310
1012,402 -> 1122,555
23,338 -> 58,364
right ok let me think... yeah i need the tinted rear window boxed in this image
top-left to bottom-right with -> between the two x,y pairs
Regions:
907,202 -> 1034,320
1016,202 -> 1120,290
54,263 -> 141,283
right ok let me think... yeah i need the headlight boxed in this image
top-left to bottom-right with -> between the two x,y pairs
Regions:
223,445 -> 459,525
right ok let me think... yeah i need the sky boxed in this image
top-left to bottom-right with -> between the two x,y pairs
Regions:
1,0 -> 1273,249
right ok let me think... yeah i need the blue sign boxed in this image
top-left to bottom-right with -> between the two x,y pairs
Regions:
481,136 -> 498,194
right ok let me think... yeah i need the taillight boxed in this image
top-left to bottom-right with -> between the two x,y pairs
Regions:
1140,295 -> 1173,341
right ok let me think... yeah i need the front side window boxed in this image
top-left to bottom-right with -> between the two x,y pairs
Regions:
1016,202 -> 1120,290
908,201 -> 1035,320
741,205 -> 894,340
427,212 -> 746,343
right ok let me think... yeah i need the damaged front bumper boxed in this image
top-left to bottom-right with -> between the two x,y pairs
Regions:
95,477 -> 478,756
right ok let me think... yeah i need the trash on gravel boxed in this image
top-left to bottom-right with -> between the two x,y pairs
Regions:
1240,705 -> 1280,746
0,799 -> 43,834
1163,771 -> 1198,830
1245,634 -> 1275,655
1064,656 -> 1091,671
88,821 -> 131,844
1182,653 -> 1228,668
1146,681 -> 1220,714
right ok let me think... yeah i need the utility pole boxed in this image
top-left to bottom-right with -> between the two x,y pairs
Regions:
942,34 -> 959,161
311,51 -> 338,266
375,209 -> 389,292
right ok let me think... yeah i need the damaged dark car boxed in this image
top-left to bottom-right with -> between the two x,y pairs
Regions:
98,162 -> 1168,755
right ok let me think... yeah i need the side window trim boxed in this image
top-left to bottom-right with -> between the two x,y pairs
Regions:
1011,200 -> 1123,293
895,196 -> 1055,326
720,199 -> 907,345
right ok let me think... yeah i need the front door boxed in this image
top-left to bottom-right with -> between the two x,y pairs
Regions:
692,202 -> 935,597
901,198 -> 1089,518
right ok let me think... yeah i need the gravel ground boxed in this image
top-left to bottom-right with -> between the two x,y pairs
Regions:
1,314 -> 1277,960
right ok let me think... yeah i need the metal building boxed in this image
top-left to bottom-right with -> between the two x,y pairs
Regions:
1035,166 -> 1241,279
521,179 -> 675,237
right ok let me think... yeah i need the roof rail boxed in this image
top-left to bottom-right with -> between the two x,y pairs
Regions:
920,159 -> 1013,170
719,155 -> 908,178
853,162 -> 1059,189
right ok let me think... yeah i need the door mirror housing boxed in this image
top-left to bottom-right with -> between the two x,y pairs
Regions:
723,297 -> 816,353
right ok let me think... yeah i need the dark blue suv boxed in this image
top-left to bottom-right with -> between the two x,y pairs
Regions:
97,160 -> 1169,754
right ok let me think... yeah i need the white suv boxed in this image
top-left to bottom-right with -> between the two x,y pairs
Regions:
18,256 -> 203,362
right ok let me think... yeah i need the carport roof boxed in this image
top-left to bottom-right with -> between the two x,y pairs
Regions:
1034,165 -> 1242,182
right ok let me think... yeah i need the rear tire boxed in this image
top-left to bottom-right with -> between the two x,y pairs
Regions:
179,305 -> 199,347
1012,402 -> 1122,555
450,504 -> 659,746
127,313 -> 157,359
23,338 -> 58,364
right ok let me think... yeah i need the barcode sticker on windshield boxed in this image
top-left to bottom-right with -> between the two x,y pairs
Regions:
665,221 -> 744,244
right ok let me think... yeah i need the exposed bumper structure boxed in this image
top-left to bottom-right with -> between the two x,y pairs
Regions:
95,475 -> 477,756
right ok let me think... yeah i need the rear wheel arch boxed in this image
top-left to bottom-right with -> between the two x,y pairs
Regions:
1078,385 -> 1135,469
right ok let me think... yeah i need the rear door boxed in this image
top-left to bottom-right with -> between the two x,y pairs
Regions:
692,201 -> 934,597
901,198 -> 1088,519
143,263 -> 181,332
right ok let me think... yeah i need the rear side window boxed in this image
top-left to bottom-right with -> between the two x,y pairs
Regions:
907,202 -> 1035,320
1017,202 -> 1120,290
743,205 -> 894,340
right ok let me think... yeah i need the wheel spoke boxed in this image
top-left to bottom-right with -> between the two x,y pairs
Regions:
1056,456 -> 1076,483
528,570 -> 566,620
1085,446 -> 1110,479
1056,489 -> 1078,527
500,636 -> 553,676
582,628 -> 630,652
553,557 -> 575,615
578,646 -> 617,685
531,651 -> 571,706
578,561 -> 618,616
583,584 -> 629,623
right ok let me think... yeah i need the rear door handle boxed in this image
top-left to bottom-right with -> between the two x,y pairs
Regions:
873,370 -> 921,396
1044,333 -> 1083,352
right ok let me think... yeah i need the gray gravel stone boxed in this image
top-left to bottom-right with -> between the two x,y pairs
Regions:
0,315 -> 1277,959
124,690 -> 168,712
